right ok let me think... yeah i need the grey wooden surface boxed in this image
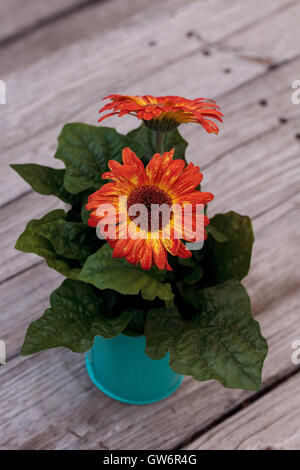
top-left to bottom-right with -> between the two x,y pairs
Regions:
0,0 -> 300,450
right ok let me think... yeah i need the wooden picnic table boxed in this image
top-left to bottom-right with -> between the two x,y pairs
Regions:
1,0 -> 300,450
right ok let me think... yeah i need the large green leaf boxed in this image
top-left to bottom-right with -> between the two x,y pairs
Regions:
37,212 -> 100,264
205,211 -> 254,284
79,244 -> 174,302
128,123 -> 188,161
54,123 -> 145,194
145,280 -> 268,391
80,192 -> 91,225
10,164 -> 74,204
205,223 -> 228,243
15,210 -> 80,280
21,279 -> 131,355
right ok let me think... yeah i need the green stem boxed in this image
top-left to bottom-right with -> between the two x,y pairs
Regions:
155,131 -> 165,154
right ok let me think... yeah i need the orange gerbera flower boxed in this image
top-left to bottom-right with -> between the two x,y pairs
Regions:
98,94 -> 223,134
86,148 -> 213,271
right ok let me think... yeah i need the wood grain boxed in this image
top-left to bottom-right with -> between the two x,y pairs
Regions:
0,0 -> 182,75
184,373 -> 300,450
0,0 -> 92,42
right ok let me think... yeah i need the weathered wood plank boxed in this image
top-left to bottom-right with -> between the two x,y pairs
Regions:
221,0 -> 300,64
1,197 -> 299,449
197,0 -> 297,44
204,118 -> 300,218
183,54 -> 300,166
184,373 -> 300,450
0,0 -> 91,42
2,3 -> 300,208
0,0 -> 292,75
0,0 -> 184,75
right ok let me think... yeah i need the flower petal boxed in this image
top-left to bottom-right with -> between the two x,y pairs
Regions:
139,240 -> 153,270
146,153 -> 163,185
152,239 -> 167,270
162,237 -> 180,256
174,191 -> 214,205
177,241 -> 192,258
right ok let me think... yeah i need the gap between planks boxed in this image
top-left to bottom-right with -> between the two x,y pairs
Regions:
178,364 -> 300,449
0,0 -> 107,46
183,371 -> 300,450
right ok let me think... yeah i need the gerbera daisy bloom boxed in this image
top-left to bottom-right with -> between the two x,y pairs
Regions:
86,147 -> 213,271
98,94 -> 223,134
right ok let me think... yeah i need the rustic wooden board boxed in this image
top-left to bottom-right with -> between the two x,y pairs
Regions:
222,0 -> 300,64
0,0 -> 91,42
184,54 -> 300,167
2,0 -> 300,208
184,373 -> 300,450
0,0 -> 183,75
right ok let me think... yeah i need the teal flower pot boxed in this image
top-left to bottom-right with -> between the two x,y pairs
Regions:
86,334 -> 183,405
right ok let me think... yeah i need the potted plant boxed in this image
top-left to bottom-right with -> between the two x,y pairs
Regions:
12,94 -> 268,404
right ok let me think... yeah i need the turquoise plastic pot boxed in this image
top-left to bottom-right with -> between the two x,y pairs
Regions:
86,334 -> 183,405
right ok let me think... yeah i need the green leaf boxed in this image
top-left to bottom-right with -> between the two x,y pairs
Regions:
21,279 -> 131,355
184,266 -> 203,285
206,224 -> 228,242
205,211 -> 254,283
54,123 -> 145,194
15,210 -> 80,280
128,123 -> 188,160
79,244 -> 174,302
145,280 -> 268,391
145,307 -> 184,360
178,257 -> 196,268
37,213 -> 100,264
80,192 -> 90,225
10,164 -> 74,203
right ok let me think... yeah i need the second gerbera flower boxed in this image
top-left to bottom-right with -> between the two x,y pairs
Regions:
98,94 -> 223,134
86,148 -> 213,271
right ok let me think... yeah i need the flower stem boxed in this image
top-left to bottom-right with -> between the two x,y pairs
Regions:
155,131 -> 165,154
